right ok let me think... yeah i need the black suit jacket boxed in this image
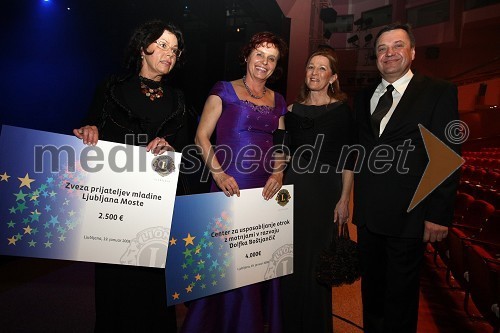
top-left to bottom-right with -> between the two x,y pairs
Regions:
353,73 -> 460,238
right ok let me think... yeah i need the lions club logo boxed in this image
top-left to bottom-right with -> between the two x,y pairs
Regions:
152,155 -> 175,177
275,189 -> 291,207
264,244 -> 293,279
120,226 -> 170,268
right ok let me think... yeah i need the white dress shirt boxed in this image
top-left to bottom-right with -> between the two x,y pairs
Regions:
370,70 -> 414,136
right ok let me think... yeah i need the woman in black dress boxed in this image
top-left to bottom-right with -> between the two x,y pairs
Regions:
281,49 -> 355,333
73,20 -> 190,332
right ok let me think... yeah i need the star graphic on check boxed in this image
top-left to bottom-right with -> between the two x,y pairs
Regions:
30,210 -> 42,222
23,226 -> 33,234
18,173 -> 35,189
0,172 -> 10,181
183,248 -> 193,258
14,190 -> 29,202
16,202 -> 28,213
183,233 -> 196,246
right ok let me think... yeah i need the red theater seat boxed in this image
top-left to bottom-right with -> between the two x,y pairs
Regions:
433,192 -> 475,267
447,201 -> 495,286
482,171 -> 499,190
465,244 -> 499,330
454,192 -> 475,223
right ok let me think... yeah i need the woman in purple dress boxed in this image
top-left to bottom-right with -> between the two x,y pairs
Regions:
181,32 -> 288,333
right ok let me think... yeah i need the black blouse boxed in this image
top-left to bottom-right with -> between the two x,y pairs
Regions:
285,101 -> 356,170
83,75 -> 193,195
85,75 -> 189,151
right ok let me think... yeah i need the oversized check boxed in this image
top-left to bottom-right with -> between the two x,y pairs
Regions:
0,125 -> 180,267
166,185 -> 293,305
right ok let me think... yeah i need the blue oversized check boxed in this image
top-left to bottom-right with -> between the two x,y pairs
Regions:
166,185 -> 294,305
0,125 -> 180,268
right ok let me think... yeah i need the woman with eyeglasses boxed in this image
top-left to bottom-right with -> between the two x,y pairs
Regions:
180,31 -> 288,333
73,20 -> 191,332
280,49 -> 355,333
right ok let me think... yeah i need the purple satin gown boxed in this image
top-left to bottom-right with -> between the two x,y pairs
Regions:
180,81 -> 286,333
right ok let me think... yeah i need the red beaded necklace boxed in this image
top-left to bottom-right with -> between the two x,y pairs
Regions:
139,76 -> 164,101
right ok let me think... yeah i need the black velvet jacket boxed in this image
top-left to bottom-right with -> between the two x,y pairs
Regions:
86,75 -> 189,150
85,74 -> 193,194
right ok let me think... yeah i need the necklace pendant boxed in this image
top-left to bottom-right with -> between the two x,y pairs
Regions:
139,77 -> 164,102
243,75 -> 267,99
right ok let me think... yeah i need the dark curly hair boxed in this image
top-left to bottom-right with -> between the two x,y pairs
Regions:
123,20 -> 185,75
239,31 -> 288,82
296,49 -> 347,103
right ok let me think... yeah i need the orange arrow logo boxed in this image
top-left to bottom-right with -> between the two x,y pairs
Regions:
407,124 -> 464,212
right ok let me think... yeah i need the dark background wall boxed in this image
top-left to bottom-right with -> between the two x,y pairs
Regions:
0,0 -> 289,134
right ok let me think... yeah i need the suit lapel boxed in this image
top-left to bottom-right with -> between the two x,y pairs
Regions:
380,73 -> 427,139
360,84 -> 378,139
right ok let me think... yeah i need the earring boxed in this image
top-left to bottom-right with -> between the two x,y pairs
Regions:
141,55 -> 144,59
329,82 -> 334,94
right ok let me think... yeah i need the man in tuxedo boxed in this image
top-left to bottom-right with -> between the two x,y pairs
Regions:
353,23 -> 459,332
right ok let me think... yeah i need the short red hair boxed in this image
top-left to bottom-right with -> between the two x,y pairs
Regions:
239,31 -> 288,81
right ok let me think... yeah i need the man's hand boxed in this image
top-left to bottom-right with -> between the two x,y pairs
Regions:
423,220 -> 449,242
